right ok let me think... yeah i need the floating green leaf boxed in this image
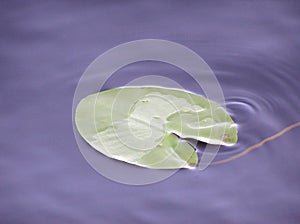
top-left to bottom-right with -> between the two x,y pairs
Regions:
75,86 -> 237,169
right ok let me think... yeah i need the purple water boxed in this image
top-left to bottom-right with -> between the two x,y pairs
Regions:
1,1 -> 300,223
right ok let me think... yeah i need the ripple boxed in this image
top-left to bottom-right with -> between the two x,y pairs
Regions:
206,52 -> 300,160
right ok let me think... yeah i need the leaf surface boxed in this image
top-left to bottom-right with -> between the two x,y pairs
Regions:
75,87 -> 237,169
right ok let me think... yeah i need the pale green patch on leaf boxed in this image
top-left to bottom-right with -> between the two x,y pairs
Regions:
75,86 -> 237,169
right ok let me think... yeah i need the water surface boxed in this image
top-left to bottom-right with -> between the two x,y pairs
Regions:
1,1 -> 300,223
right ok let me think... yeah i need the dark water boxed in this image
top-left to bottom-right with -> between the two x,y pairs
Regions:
1,1 -> 300,223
